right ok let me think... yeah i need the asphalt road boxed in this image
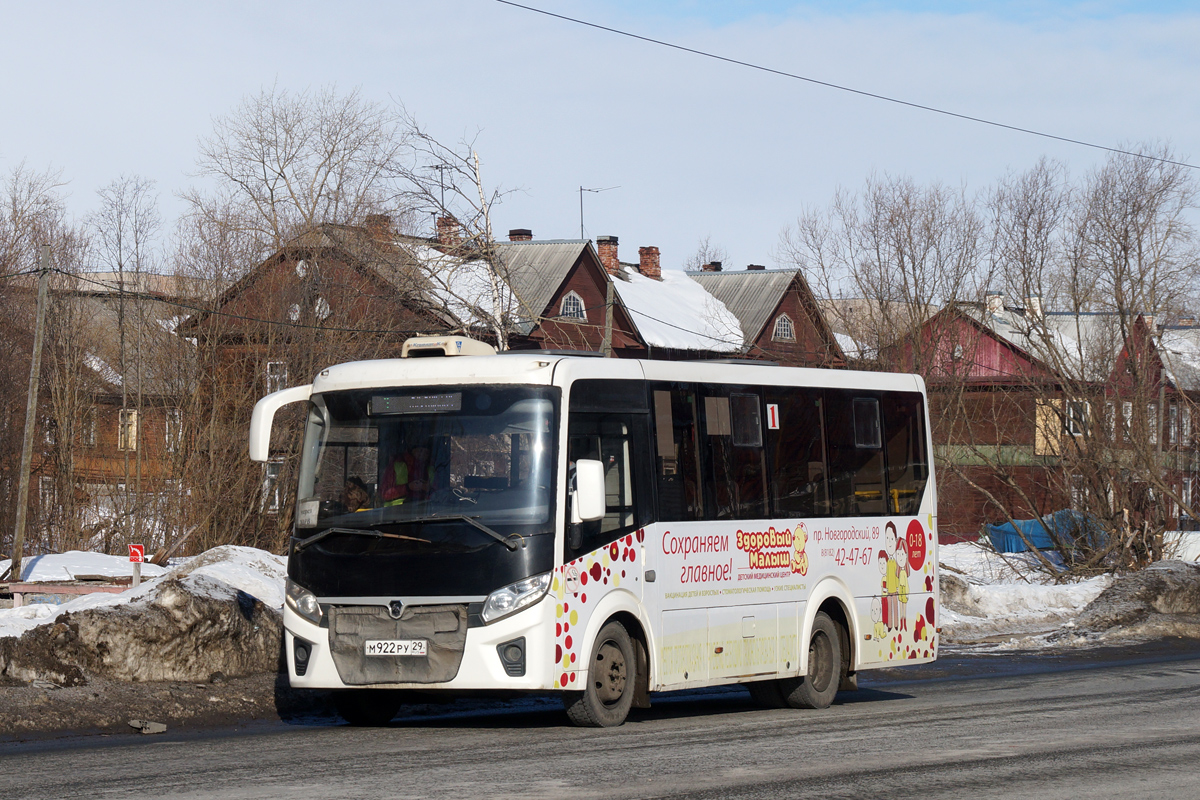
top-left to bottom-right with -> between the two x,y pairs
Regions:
4,642 -> 1200,800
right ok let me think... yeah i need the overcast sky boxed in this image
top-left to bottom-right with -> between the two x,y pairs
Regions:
3,1 -> 1197,274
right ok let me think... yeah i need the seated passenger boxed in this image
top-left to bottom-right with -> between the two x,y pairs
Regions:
381,444 -> 436,506
341,476 -> 372,512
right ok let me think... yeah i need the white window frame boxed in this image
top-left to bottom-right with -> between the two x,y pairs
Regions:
82,406 -> 97,448
559,291 -> 586,321
165,408 -> 182,453
266,361 -> 288,394
262,460 -> 283,514
1149,402 -> 1159,446
118,408 -> 138,451
1122,401 -> 1133,444
1065,400 -> 1090,437
772,314 -> 796,342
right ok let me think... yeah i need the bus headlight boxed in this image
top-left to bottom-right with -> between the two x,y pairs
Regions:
285,578 -> 322,625
481,572 -> 552,624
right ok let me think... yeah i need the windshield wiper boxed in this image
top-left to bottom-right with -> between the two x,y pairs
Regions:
292,527 -> 432,553
403,515 -> 521,551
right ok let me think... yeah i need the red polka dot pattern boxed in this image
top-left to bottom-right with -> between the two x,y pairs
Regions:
552,529 -> 643,688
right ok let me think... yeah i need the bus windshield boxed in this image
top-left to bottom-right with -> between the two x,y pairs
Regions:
295,385 -> 558,535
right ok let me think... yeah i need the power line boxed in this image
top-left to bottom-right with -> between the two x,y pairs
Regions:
495,0 -> 1197,171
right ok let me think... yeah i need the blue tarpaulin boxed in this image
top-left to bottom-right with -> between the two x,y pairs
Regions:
986,509 -> 1106,553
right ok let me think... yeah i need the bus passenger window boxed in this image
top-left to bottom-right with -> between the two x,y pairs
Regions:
766,389 -> 829,518
826,392 -> 886,516
653,386 -> 703,521
704,391 -> 766,520
882,393 -> 929,515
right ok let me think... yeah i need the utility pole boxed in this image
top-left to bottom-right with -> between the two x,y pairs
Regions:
5,245 -> 51,582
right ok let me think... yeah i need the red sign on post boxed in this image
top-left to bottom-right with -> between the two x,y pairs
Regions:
129,544 -> 145,563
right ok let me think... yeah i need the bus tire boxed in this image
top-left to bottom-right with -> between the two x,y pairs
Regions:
564,620 -> 636,727
780,611 -> 842,710
334,689 -> 403,726
747,679 -> 788,708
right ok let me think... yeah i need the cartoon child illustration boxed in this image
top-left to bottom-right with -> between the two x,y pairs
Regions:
792,523 -> 809,576
883,522 -> 900,631
877,549 -> 891,630
871,596 -> 888,642
896,538 -> 910,632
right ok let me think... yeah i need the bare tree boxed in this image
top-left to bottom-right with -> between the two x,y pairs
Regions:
682,236 -> 729,271
778,174 -> 986,369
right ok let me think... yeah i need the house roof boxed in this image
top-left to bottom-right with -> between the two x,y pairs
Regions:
686,269 -> 798,343
498,240 -> 592,335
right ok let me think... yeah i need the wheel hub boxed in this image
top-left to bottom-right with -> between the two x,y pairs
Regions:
594,640 -> 627,704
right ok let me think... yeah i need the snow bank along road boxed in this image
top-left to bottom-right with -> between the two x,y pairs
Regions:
3,647 -> 1199,800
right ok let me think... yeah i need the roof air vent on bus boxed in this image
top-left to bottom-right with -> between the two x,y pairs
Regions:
401,335 -> 497,358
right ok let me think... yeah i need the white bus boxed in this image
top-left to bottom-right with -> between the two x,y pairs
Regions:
251,336 -> 939,727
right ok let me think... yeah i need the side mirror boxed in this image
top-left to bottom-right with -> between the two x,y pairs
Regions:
571,459 -> 606,523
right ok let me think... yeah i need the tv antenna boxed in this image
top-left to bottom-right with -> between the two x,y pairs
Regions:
426,164 -> 453,209
579,185 -> 619,240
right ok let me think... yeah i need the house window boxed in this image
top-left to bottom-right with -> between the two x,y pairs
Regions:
1122,401 -> 1133,444
560,292 -> 586,320
1065,401 -> 1090,437
1169,403 -> 1179,445
1184,407 -> 1193,446
165,408 -> 182,453
266,361 -> 288,394
1149,402 -> 1159,446
82,407 -> 96,448
39,475 -> 56,514
1106,401 -> 1116,442
773,314 -> 796,342
118,409 -> 138,451
1070,473 -> 1086,510
262,461 -> 283,514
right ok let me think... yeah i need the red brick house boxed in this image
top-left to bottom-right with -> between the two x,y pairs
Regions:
687,265 -> 845,368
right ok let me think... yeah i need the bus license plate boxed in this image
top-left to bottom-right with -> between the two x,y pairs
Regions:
364,639 -> 428,657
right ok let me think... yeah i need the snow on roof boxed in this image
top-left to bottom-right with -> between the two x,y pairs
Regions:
612,268 -> 744,352
84,353 -> 122,386
1159,328 -> 1200,391
411,245 -> 519,331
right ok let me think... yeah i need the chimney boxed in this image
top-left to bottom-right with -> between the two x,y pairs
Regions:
638,246 -> 661,281
508,228 -> 533,242
985,291 -> 1004,316
436,216 -> 461,246
1024,295 -> 1043,320
701,261 -> 722,272
747,264 -> 766,271
597,235 -> 619,275
365,214 -> 392,240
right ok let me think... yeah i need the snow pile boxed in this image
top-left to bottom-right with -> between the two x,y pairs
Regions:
0,546 -> 287,685
1064,560 -> 1200,642
938,543 -> 1111,645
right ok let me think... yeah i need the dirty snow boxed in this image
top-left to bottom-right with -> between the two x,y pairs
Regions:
0,546 -> 285,640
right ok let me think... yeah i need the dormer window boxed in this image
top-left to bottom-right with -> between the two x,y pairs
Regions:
560,291 -> 586,320
772,314 -> 795,342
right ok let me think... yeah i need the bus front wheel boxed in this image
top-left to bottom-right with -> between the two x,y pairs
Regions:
779,611 -> 842,710
564,620 -> 636,727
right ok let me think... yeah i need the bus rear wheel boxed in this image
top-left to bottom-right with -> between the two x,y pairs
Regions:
564,620 -> 636,727
334,689 -> 404,726
779,611 -> 842,710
